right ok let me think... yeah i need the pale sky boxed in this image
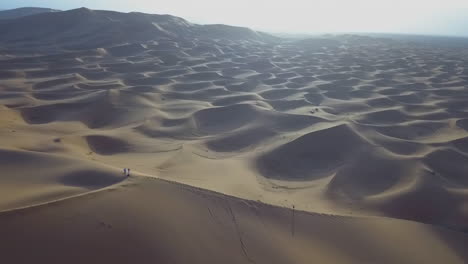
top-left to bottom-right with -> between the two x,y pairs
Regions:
2,0 -> 468,36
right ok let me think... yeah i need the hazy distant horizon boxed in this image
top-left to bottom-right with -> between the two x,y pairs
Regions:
2,0 -> 468,37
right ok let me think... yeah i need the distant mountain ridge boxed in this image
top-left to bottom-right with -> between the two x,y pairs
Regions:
0,7 -> 277,51
0,7 -> 60,19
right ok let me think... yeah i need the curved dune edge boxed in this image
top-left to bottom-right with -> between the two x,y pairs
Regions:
0,178 -> 131,214
0,176 -> 467,264
0,147 -> 128,212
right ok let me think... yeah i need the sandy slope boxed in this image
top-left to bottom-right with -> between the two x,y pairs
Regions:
1,8 -> 468,263
1,176 -> 467,264
0,7 -> 60,20
0,147 -> 124,211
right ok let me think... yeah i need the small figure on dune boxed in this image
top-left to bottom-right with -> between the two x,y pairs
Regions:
123,168 -> 131,177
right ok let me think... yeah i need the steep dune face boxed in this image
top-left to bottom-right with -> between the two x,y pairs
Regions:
257,124 -> 371,180
0,8 -> 191,50
0,148 -> 124,211
424,150 -> 468,187
192,104 -> 260,134
0,7 -> 60,20
0,8 -> 275,51
206,127 -> 277,152
457,119 -> 468,131
1,7 -> 468,262
85,135 -> 130,155
1,177 -> 467,264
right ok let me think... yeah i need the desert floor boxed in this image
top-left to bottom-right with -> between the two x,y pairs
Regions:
1,17 -> 468,263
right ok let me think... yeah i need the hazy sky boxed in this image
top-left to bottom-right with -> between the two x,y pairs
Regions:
2,0 -> 468,36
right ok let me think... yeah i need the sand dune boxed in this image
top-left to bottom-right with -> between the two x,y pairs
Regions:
0,7 -> 275,51
257,124 -> 371,180
2,176 -> 468,264
1,7 -> 468,263
0,147 -> 123,211
0,7 -> 60,20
